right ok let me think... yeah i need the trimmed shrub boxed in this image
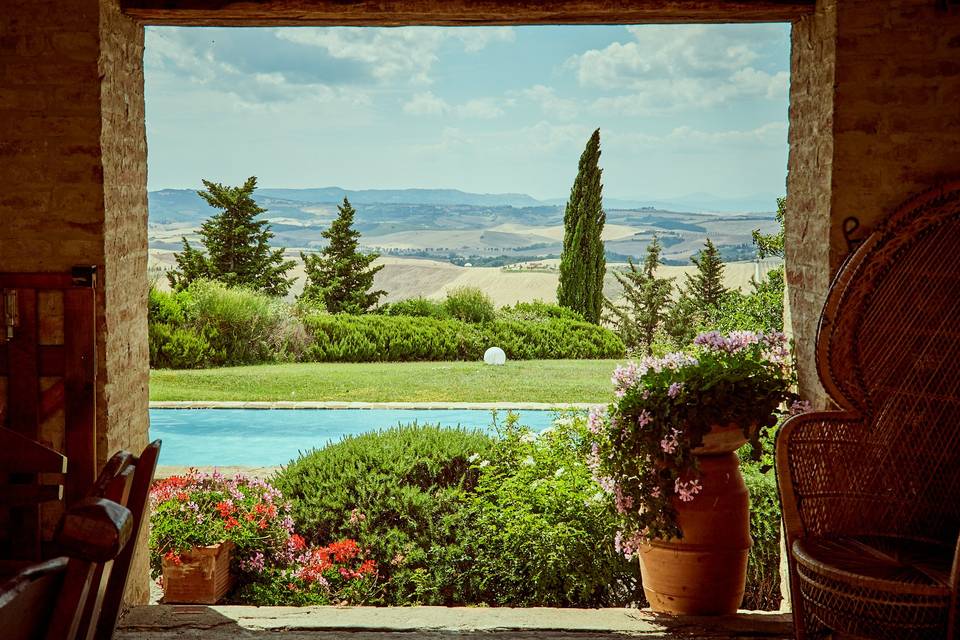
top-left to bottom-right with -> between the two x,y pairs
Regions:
272,425 -> 495,605
301,314 -> 624,363
443,287 -> 495,323
381,297 -> 449,320
498,300 -> 585,323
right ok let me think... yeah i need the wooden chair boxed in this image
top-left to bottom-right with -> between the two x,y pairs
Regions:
0,440 -> 161,640
777,182 -> 960,640
0,498 -> 132,640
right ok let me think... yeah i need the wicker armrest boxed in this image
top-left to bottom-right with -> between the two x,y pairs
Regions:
776,410 -> 869,544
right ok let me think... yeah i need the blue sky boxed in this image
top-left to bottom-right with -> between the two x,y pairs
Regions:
144,24 -> 790,202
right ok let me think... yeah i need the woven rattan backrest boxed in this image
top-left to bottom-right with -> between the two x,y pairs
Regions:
816,182 -> 960,540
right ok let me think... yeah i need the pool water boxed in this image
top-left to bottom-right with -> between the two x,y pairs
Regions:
150,408 -> 557,467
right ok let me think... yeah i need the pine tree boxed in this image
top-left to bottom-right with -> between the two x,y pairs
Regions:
557,128 -> 606,324
300,197 -> 385,314
167,177 -> 295,297
604,236 -> 674,354
685,238 -> 727,312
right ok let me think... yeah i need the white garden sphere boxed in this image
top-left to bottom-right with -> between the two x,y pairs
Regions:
483,347 -> 507,366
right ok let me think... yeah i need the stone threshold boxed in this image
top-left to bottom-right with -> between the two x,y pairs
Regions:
150,401 -> 598,410
117,605 -> 793,638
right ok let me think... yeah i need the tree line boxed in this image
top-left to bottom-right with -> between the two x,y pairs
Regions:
168,177 -> 384,314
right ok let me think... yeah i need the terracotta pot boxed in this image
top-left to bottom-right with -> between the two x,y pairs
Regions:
161,541 -> 235,604
638,442 -> 751,615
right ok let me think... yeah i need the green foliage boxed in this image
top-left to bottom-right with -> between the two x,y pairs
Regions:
742,464 -> 782,610
497,300 -> 585,323
272,425 -> 495,605
300,198 -> 385,314
381,297 -> 450,319
752,197 -> 786,259
714,267 -> 785,334
558,128 -> 606,324
148,280 -> 309,368
605,236 -> 674,355
167,177 -> 295,297
300,314 -> 624,363
458,414 -> 642,606
442,286 -> 495,323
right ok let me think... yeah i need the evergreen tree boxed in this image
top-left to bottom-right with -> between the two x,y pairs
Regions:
684,238 -> 727,312
167,177 -> 295,297
604,236 -> 674,354
557,128 -> 606,324
300,197 -> 385,314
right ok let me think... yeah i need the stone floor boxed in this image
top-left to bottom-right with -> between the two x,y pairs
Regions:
116,605 -> 794,639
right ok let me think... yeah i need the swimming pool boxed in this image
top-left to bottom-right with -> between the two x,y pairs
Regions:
150,408 -> 557,467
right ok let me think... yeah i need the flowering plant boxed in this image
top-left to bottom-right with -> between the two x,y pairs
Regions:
589,331 -> 799,551
148,470 -> 296,580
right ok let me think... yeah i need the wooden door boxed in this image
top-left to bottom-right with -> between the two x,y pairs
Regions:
0,268 -> 97,562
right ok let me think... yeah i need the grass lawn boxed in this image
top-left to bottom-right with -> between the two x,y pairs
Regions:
149,359 -> 624,403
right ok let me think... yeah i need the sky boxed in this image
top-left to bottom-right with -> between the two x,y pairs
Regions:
144,24 -> 791,202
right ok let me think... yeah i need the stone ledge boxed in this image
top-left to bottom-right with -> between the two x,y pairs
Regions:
117,605 -> 793,638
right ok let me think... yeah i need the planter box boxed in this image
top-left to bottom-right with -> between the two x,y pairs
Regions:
161,541 -> 235,604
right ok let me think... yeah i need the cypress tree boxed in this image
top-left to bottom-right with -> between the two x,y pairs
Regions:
557,128 -> 606,324
300,197 -> 385,314
167,176 -> 295,297
605,236 -> 674,354
685,238 -> 727,311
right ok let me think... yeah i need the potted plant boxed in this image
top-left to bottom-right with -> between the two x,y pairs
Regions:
149,470 -> 296,604
589,330 -> 798,615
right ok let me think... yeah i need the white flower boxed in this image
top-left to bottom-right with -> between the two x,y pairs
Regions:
478,460 -> 491,468
522,456 -> 535,466
554,467 -> 565,478
467,453 -> 480,463
519,432 -> 536,443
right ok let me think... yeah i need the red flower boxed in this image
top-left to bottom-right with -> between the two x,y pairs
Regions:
225,517 -> 239,530
176,491 -> 189,502
289,534 -> 306,551
245,512 -> 256,522
215,501 -> 233,518
357,559 -> 376,576
164,551 -> 182,566
326,539 -> 360,562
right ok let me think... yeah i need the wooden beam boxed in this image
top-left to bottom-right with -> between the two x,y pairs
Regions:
121,0 -> 813,26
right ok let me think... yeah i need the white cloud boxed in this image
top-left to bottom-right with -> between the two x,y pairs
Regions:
455,98 -> 508,120
403,91 -> 449,115
277,26 -> 514,85
567,25 -> 788,113
618,121 -> 788,150
518,85 -> 579,120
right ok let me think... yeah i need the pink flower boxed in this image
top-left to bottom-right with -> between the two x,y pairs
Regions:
667,382 -> 684,398
637,410 -> 652,428
587,406 -> 605,434
674,478 -> 702,502
789,399 -> 813,415
660,428 -> 680,454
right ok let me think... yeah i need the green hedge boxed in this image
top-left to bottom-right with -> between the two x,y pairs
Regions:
150,282 -> 624,368
272,425 -> 495,605
301,314 -> 624,362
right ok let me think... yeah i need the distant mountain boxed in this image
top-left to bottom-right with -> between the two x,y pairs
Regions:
254,187 -> 541,208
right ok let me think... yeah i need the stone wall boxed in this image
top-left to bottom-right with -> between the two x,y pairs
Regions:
0,0 -> 150,604
785,0 -> 836,409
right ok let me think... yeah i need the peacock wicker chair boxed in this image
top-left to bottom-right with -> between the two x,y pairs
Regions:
777,182 -> 960,640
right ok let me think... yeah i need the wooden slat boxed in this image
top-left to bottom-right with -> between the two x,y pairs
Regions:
64,290 -> 96,506
0,485 -> 64,507
121,0 -> 815,25
0,274 -> 81,290
7,289 -> 41,560
0,346 -> 63,376
39,380 -> 65,426
0,427 -> 67,474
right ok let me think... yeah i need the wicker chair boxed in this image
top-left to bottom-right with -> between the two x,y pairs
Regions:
777,182 -> 960,640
